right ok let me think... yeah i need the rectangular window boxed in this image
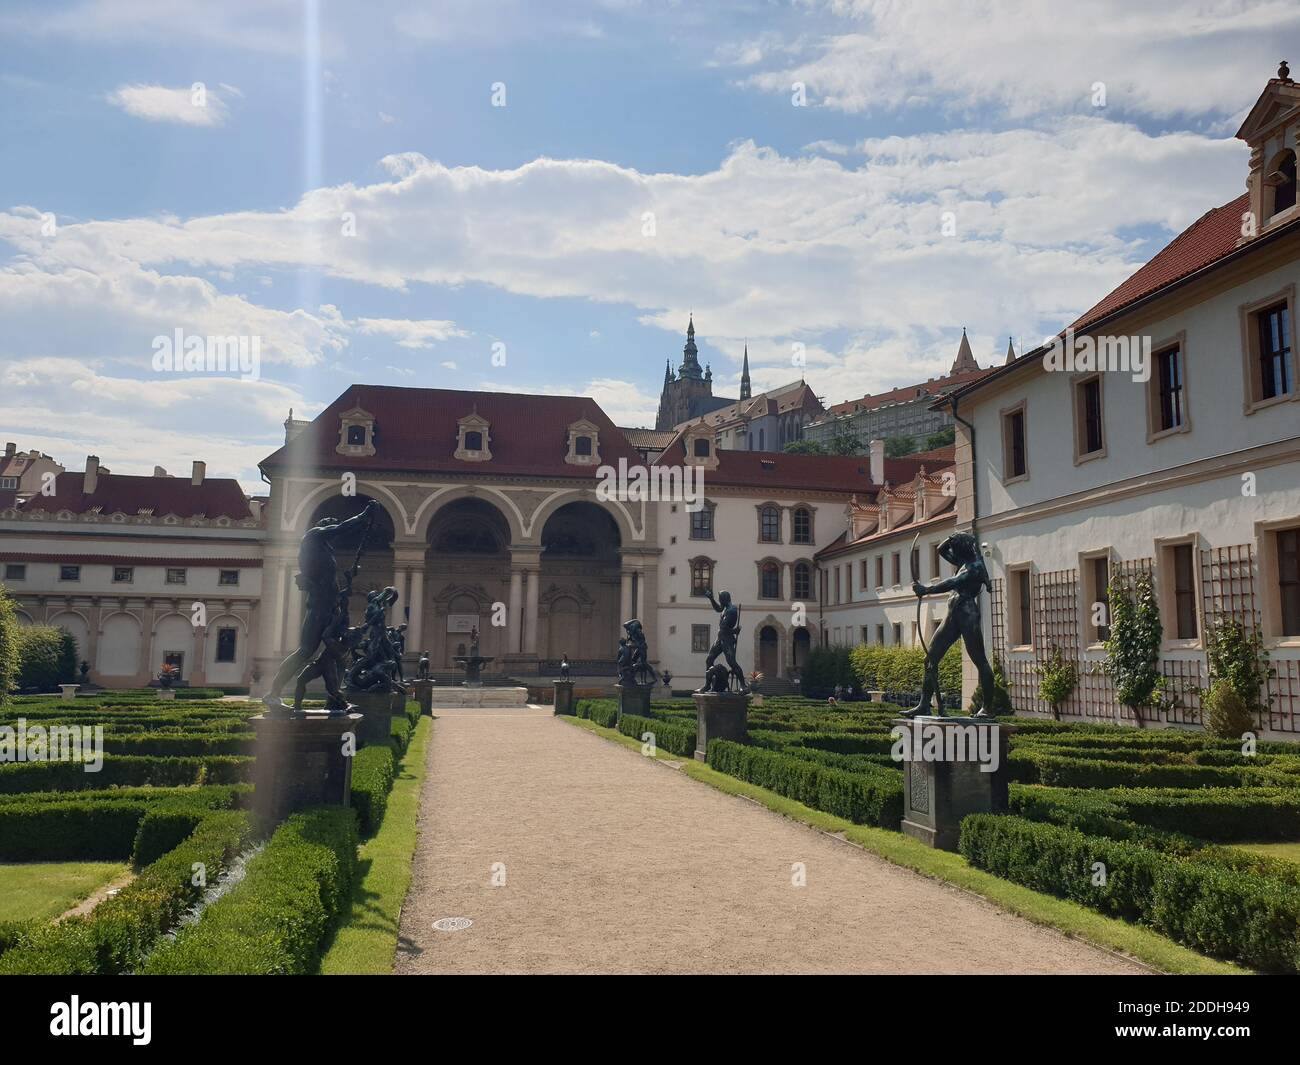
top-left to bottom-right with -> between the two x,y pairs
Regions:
1082,554 -> 1111,644
892,622 -> 902,645
859,559 -> 868,591
691,624 -> 710,653
891,552 -> 901,586
792,508 -> 811,544
215,627 -> 238,663
1258,302 -> 1294,401
113,566 -> 134,583
760,507 -> 780,543
1156,346 -> 1184,432
1172,543 -> 1198,641
4,563 -> 25,581
1279,528 -> 1300,637
875,556 -> 884,587
860,626 -> 869,645
833,567 -> 841,604
59,564 -> 80,582
930,542 -> 942,579
218,569 -> 240,586
690,559 -> 712,597
1010,567 -> 1032,647
0,476 -> 17,489
1075,376 -> 1104,457
166,568 -> 187,585
875,624 -> 885,645
1003,406 -> 1027,480
690,506 -> 714,541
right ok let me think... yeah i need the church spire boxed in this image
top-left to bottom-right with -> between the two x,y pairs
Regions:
950,327 -> 979,373
1005,336 -> 1016,365
678,314 -> 703,380
740,344 -> 752,400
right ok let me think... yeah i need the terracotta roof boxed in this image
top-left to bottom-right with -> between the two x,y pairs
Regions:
619,427 -> 677,450
674,381 -> 823,432
261,385 -> 645,479
907,444 -> 955,467
1071,194 -> 1250,330
16,472 -> 252,520
815,497 -> 957,560
826,367 -> 992,417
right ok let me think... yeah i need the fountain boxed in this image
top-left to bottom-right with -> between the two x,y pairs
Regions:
452,626 -> 494,688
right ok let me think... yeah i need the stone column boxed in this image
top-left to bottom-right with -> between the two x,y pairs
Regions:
508,569 -> 523,654
284,575 -> 303,652
620,569 -> 634,623
407,567 -> 424,656
524,568 -> 540,654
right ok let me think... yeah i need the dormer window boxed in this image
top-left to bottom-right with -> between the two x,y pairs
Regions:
455,410 -> 492,462
1236,67 -> 1300,238
564,418 -> 601,466
1268,149 -> 1297,218
336,405 -> 377,457
682,425 -> 719,470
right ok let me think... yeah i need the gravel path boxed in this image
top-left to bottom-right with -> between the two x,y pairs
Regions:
395,708 -> 1148,975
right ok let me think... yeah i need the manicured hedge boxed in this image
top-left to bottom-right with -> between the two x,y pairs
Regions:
707,739 -> 902,829
1008,748 -> 1287,789
617,713 -> 695,757
99,732 -> 256,757
13,624 -> 77,692
960,814 -> 1300,973
388,716 -> 412,755
0,754 -> 253,793
0,810 -> 254,974
576,699 -> 619,728
351,745 -> 396,836
141,807 -> 359,975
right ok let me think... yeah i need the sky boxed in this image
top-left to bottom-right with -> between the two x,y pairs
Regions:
1,0 -> 1297,491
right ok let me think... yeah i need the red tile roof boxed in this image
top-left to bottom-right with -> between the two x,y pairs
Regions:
826,367 -> 991,416
619,427 -> 678,451
1071,194 -> 1250,330
261,385 -> 646,479
16,472 -> 252,520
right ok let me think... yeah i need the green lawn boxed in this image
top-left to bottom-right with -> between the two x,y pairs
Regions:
319,716 -> 432,974
0,861 -> 131,923
560,714 -> 1245,976
1232,841 -> 1300,863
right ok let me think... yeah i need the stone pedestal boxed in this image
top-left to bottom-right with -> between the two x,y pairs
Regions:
552,680 -> 575,715
59,684 -> 79,702
349,690 -> 406,746
866,690 -> 885,703
615,682 -> 654,724
411,679 -> 435,716
692,692 -> 750,761
251,711 -> 362,828
895,716 -> 1013,852
157,688 -> 176,701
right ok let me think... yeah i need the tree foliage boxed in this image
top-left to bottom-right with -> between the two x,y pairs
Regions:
0,585 -> 19,703
1104,572 -> 1162,718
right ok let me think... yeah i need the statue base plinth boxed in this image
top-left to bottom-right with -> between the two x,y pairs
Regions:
347,690 -> 408,745
692,692 -> 750,761
552,680 -> 576,715
894,716 -> 1013,851
615,682 -> 654,724
59,684 -> 80,702
251,711 -> 362,828
411,679 -> 435,716
157,688 -> 176,701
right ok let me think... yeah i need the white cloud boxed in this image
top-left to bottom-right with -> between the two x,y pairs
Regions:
354,317 -> 467,348
378,111 -> 397,125
106,83 -> 230,126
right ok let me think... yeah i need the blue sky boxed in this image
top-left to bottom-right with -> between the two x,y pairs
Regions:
2,0 -> 1296,489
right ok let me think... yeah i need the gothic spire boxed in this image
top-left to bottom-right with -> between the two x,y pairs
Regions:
678,314 -> 703,380
951,327 -> 979,373
1005,336 -> 1016,365
740,344 -> 752,400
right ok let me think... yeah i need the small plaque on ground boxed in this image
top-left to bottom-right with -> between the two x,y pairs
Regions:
432,916 -> 473,932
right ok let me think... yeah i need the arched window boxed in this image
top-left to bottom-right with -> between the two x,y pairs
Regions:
792,507 -> 812,544
759,505 -> 781,543
691,558 -> 713,597
464,430 -> 483,451
690,502 -> 714,540
761,561 -> 781,599
1270,150 -> 1297,218
793,562 -> 811,600
693,437 -> 711,458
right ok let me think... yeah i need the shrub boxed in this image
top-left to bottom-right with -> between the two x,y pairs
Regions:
0,585 -> 19,704
142,807 -> 358,975
1203,678 -> 1256,741
0,799 -> 151,861
1104,572 -> 1162,723
388,715 -> 412,755
351,744 -> 396,835
1009,748 -> 1284,789
14,625 -> 78,692
0,810 -> 253,974
969,654 -> 1013,715
0,754 -> 253,793
801,646 -> 855,697
617,713 -> 695,757
1035,645 -> 1078,719
1205,615 -> 1272,720
707,740 -> 902,828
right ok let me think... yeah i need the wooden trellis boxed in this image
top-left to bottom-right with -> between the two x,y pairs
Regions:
1269,659 -> 1300,734
1200,544 -> 1258,633
1033,569 -> 1080,656
1160,658 -> 1205,727
989,577 -> 1006,660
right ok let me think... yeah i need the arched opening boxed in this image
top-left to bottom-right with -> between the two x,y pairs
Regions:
540,501 -> 622,663
1268,149 -> 1297,218
98,613 -> 141,677
792,626 -> 811,671
758,625 -> 779,678
426,498 -> 512,668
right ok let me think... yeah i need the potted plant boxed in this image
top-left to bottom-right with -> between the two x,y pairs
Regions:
158,662 -> 179,689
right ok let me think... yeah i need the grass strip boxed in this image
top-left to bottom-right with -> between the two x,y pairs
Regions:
559,714 -> 1245,976
318,716 -> 432,974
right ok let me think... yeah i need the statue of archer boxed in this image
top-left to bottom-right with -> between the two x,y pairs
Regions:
902,531 -> 998,718
697,589 -> 748,694
264,499 -> 379,715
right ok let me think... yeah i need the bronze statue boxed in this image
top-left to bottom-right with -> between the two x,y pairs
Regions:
559,653 -> 571,682
346,586 -> 406,694
902,531 -> 997,718
697,590 -> 747,693
263,499 -> 378,715
622,619 -> 658,686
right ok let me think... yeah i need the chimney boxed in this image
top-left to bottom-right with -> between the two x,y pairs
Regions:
191,460 -> 206,486
248,499 -> 263,523
84,455 -> 100,494
3,442 -> 14,459
868,438 -> 885,484
153,466 -> 169,477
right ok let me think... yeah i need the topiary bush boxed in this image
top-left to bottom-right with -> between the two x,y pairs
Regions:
0,585 -> 19,704
617,712 -> 695,757
14,625 -> 78,693
1203,678 -> 1255,740
350,744 -> 396,836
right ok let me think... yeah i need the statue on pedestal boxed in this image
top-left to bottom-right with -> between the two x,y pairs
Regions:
697,590 -> 747,693
559,654 -> 571,682
902,531 -> 997,719
418,652 -> 431,680
346,586 -> 407,695
264,499 -> 379,715
621,619 -> 658,686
